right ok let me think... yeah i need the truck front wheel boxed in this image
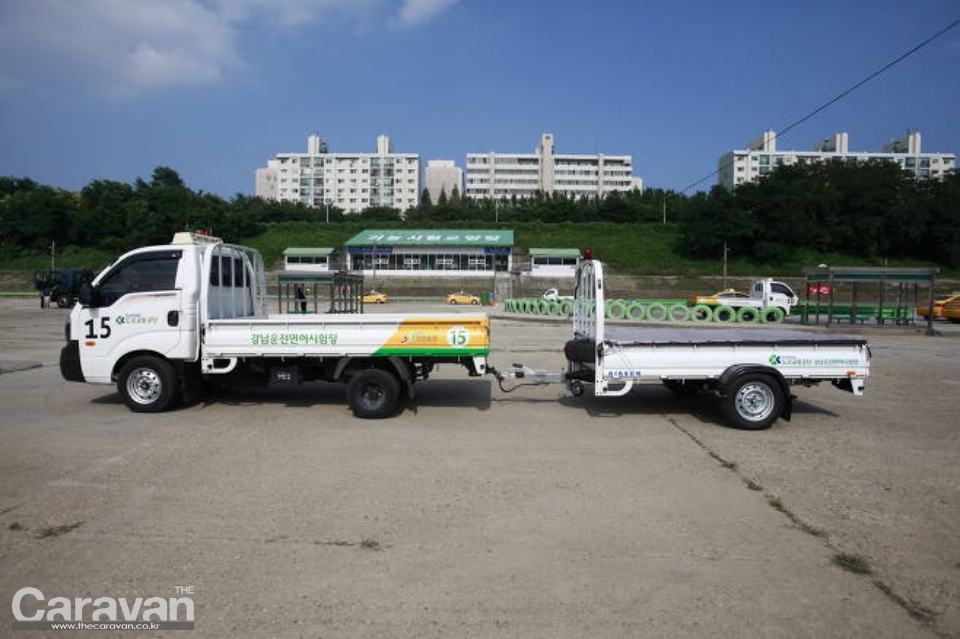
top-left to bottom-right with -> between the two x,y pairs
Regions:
117,356 -> 180,413
720,374 -> 783,430
347,369 -> 400,419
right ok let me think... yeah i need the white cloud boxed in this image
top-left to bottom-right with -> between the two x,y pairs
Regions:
395,0 -> 458,27
0,0 -> 239,97
0,0 -> 456,98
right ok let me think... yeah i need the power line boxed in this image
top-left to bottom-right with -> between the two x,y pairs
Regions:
680,18 -> 960,194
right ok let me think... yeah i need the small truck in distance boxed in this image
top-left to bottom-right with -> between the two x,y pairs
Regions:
60,233 -> 489,418
688,279 -> 800,322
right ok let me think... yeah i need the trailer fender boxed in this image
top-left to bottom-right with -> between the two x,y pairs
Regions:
718,364 -> 793,421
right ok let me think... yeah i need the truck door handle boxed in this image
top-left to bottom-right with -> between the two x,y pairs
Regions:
167,311 -> 180,327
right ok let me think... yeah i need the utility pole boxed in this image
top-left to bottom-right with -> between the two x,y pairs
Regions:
50,240 -> 56,271
722,241 -> 729,289
662,197 -> 666,225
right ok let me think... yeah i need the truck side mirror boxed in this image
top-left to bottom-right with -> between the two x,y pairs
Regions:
78,282 -> 96,308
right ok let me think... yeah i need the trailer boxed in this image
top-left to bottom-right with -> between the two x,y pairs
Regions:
499,260 -> 870,430
60,233 -> 488,418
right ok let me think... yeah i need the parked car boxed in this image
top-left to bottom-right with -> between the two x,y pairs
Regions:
361,290 -> 388,304
446,291 -> 480,305
542,288 -> 573,301
941,299 -> 960,323
916,293 -> 960,319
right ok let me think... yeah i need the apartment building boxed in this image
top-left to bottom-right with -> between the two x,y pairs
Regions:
424,160 -> 463,201
255,134 -> 420,214
718,130 -> 956,188
464,133 -> 642,200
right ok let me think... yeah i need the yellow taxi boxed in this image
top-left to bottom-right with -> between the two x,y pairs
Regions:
687,290 -> 750,305
361,290 -> 388,304
941,299 -> 960,323
916,293 -> 960,320
446,291 -> 480,305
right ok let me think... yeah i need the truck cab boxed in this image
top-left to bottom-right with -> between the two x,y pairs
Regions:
751,279 -> 799,312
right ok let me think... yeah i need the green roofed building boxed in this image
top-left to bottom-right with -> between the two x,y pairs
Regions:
282,247 -> 335,272
344,229 -> 514,276
528,248 -> 581,278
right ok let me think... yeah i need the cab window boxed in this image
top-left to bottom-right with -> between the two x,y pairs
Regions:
98,251 -> 181,306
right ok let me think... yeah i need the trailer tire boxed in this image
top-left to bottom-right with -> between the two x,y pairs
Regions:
347,368 -> 400,419
713,305 -> 735,322
117,355 -> 180,413
691,304 -> 713,322
737,307 -> 759,323
720,373 -> 783,430
761,307 -> 786,324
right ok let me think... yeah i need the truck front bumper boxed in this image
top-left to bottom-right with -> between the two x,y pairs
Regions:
60,340 -> 85,382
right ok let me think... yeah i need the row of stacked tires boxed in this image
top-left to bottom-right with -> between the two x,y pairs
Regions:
502,299 -> 787,323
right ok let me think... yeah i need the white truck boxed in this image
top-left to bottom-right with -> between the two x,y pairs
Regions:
688,279 -> 799,322
500,260 -> 870,430
60,233 -> 489,418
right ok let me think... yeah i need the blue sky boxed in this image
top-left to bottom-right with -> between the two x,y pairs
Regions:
0,0 -> 958,198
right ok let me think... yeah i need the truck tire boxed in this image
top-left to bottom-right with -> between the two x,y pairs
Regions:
720,373 -> 783,430
56,294 -> 71,308
347,368 -> 400,419
117,355 -> 180,413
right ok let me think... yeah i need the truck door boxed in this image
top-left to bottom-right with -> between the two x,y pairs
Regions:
77,249 -> 184,382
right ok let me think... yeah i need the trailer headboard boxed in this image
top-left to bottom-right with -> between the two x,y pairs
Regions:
573,259 -> 605,343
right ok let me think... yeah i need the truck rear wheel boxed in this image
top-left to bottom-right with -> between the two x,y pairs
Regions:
117,356 -> 179,413
347,369 -> 400,419
720,374 -> 783,430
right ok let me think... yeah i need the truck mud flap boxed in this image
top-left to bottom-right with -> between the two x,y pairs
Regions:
59,340 -> 85,382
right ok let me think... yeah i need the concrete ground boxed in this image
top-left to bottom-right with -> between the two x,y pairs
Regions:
0,298 -> 957,638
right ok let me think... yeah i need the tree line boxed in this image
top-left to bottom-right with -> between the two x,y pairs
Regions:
1,160 -> 958,267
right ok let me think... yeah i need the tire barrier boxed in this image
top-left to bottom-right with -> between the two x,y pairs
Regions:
736,306 -> 759,323
691,304 -> 713,322
501,298 -> 787,326
606,300 -> 628,320
713,305 -> 736,322
646,303 -> 668,321
761,307 -> 786,324
668,304 -> 690,322
626,302 -> 646,320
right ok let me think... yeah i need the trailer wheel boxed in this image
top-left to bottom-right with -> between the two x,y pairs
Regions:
347,368 -> 400,419
720,374 -> 783,430
117,356 -> 179,413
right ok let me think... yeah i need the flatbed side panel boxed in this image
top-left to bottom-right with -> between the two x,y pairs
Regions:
599,342 -> 870,383
202,313 -> 490,358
